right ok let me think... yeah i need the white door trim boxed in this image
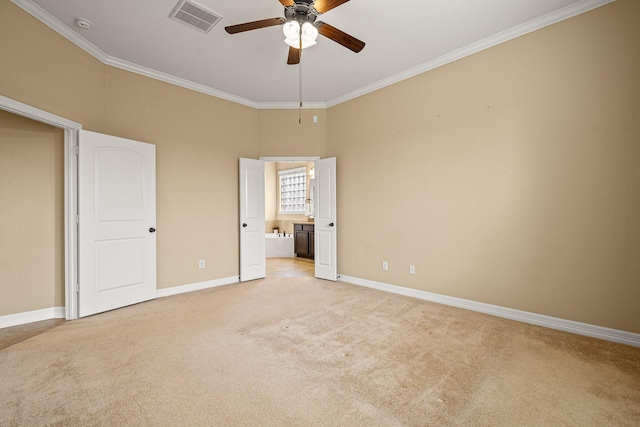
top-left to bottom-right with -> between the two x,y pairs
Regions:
0,95 -> 81,320
260,156 -> 321,162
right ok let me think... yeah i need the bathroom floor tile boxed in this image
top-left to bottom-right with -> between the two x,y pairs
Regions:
267,257 -> 315,277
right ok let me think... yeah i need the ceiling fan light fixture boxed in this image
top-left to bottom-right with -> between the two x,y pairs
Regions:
283,20 -> 318,49
301,21 -> 318,45
226,0 -> 362,63
283,20 -> 300,41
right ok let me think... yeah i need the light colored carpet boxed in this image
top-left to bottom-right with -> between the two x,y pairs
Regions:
1,277 -> 639,426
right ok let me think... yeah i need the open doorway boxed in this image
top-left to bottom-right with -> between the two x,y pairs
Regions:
0,109 -> 65,324
240,156 -> 336,282
0,95 -> 81,322
264,161 -> 316,278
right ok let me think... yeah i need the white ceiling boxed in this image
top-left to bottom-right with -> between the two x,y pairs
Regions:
15,0 -> 612,108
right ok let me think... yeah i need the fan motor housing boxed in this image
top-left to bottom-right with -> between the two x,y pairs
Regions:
286,1 -> 318,24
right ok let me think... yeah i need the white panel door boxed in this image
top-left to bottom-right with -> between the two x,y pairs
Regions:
239,158 -> 265,281
314,157 -> 337,281
78,130 -> 156,317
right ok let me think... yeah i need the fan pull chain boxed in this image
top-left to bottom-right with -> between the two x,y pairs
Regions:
299,36 -> 303,124
299,62 -> 303,124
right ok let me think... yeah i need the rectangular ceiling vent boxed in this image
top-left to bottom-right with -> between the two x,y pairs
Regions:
169,0 -> 222,34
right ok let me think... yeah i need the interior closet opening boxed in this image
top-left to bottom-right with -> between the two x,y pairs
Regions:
0,95 -> 82,321
0,109 -> 66,321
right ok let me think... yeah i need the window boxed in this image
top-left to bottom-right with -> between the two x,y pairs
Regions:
279,167 -> 307,214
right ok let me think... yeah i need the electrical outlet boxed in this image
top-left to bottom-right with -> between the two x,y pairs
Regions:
198,260 -> 205,269
410,265 -> 415,275
382,261 -> 388,271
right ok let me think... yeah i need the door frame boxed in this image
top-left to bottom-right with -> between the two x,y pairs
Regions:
0,95 -> 81,320
259,156 -> 322,274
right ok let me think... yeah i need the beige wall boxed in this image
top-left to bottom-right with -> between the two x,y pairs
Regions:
0,1 -> 106,131
0,0 -> 260,315
100,67 -> 259,289
328,0 -> 640,333
2,0 -> 639,334
265,162 -> 277,222
258,109 -> 326,157
0,110 -> 65,314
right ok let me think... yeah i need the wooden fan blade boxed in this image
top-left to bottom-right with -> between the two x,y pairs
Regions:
316,21 -> 365,53
225,17 -> 286,34
287,46 -> 301,65
313,0 -> 350,14
279,0 -> 295,6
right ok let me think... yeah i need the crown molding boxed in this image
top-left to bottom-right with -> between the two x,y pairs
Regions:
325,0 -> 615,107
256,101 -> 326,110
10,0 -> 257,109
12,0 -> 108,62
103,56 -> 258,108
12,0 -> 615,110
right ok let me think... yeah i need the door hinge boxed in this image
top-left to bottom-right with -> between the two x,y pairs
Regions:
72,145 -> 79,155
75,214 -> 79,224
75,283 -> 79,293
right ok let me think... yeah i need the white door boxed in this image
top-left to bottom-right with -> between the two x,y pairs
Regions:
314,157 -> 337,281
78,130 -> 156,317
239,158 -> 266,281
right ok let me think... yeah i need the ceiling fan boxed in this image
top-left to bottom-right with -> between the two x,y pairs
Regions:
225,0 -> 365,65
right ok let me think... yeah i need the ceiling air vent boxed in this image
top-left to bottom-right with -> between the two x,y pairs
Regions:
169,0 -> 222,34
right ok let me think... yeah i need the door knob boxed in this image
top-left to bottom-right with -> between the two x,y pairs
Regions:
149,227 -> 156,233
242,223 -> 248,227
328,223 -> 334,227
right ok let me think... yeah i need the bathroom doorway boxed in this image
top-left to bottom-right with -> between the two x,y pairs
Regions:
239,156 -> 336,282
266,257 -> 314,278
264,160 -> 315,278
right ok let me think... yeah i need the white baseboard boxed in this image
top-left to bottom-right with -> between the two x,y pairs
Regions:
1,277 -> 240,329
7,276 -> 636,348
338,275 -> 640,348
0,306 -> 66,329
1,276 -> 240,329
156,276 -> 240,298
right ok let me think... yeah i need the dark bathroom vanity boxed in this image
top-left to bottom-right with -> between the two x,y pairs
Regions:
294,223 -> 314,259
